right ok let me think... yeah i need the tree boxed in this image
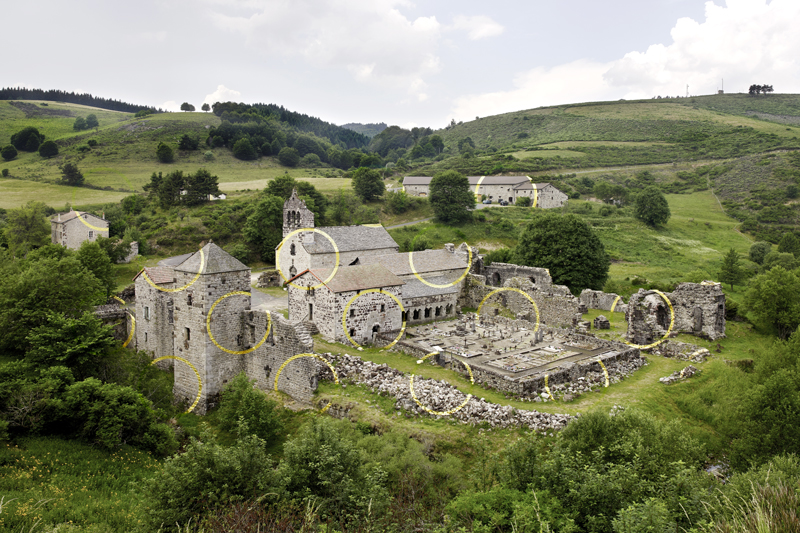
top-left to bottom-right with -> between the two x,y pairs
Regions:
718,248 -> 743,290
277,147 -> 300,167
634,186 -> 671,226
232,138 -> 257,160
243,195 -> 284,262
24,135 -> 40,152
76,240 -> 115,297
85,114 -> 99,129
216,373 -> 283,444
514,212 -> 610,293
743,266 -> 800,339
428,135 -> 444,154
777,233 -> 800,258
180,102 -> 195,112
38,140 -> 59,158
1,145 -> 18,161
429,170 -> 474,223
749,241 -> 772,265
351,167 -> 385,202
178,134 -> 199,151
2,200 -> 50,257
201,103 -> 210,112
60,162 -> 84,186
763,251 -> 798,272
73,117 -> 87,131
11,127 -> 44,151
156,142 -> 174,163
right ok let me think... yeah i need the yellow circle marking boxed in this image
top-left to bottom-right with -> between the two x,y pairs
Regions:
341,289 -> 406,350
544,374 -> 555,401
474,175 -> 486,201
206,291 -> 272,355
610,296 -> 621,313
142,248 -> 205,293
624,290 -> 675,350
273,353 -> 339,413
477,287 -> 540,332
408,245 -> 472,289
275,228 -> 339,290
111,296 -> 135,348
410,352 -> 474,416
150,356 -> 202,413
597,359 -> 610,387
74,211 -> 110,233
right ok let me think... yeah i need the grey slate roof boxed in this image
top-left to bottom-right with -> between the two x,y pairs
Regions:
402,176 -> 434,185
174,242 -> 249,274
133,267 -> 174,285
158,252 -> 194,267
468,175 -> 532,186
51,210 -> 108,227
402,277 -> 460,299
302,226 -> 398,254
360,249 -> 468,277
305,263 -> 404,293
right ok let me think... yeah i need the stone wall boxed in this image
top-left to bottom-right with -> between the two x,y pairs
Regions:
480,262 -> 553,289
135,277 -> 175,362
51,214 -> 109,250
337,286 -> 403,345
256,269 -> 282,287
117,241 -> 139,264
579,289 -> 627,313
94,304 -> 133,346
403,292 -> 460,325
626,282 -> 725,344
535,185 -> 569,209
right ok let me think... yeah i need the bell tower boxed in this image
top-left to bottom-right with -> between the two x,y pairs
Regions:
283,189 -> 315,238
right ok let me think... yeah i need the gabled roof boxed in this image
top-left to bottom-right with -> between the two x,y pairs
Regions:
402,176 -> 433,185
51,210 -> 108,227
301,226 -> 398,254
360,249 -> 468,277
299,264 -> 404,293
174,242 -> 249,274
468,175 -> 532,186
133,266 -> 174,285
402,277 -> 460,299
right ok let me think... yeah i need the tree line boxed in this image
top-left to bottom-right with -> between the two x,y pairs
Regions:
0,87 -> 161,114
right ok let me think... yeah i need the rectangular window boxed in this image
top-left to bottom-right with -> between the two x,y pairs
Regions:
89,231 -> 93,239
309,303 -> 314,321
380,304 -> 385,312
350,308 -> 355,317
144,332 -> 148,343
185,327 -> 191,341
144,306 -> 150,320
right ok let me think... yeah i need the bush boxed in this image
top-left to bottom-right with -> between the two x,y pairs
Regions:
178,134 -> 199,151
215,373 -> 283,444
204,150 -> 214,161
156,142 -> 174,163
278,147 -> 300,167
300,153 -> 321,167
11,126 -> 43,151
1,145 -> 18,161
232,138 -> 257,160
1,168 -> 8,177
516,196 -> 532,207
749,241 -> 772,264
60,162 -> 84,186
86,139 -> 98,147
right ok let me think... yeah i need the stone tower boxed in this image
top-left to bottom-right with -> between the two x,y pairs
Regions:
171,242 -> 252,414
283,188 -> 315,238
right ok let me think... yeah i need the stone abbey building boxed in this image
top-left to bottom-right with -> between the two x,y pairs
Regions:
402,176 -> 568,208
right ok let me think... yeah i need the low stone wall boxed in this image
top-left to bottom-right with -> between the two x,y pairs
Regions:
94,304 -> 132,345
481,262 -> 553,289
256,269 -> 282,288
579,289 -> 627,313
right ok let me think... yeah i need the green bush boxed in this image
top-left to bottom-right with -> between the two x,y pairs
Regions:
232,138 -> 257,160
38,140 -> 59,158
87,139 -> 98,147
1,168 -> 8,177
156,142 -> 174,163
215,373 -> 282,444
278,147 -> 300,167
1,145 -> 18,161
204,150 -> 214,161
300,153 -> 321,167
516,196 -> 532,207
612,498 -> 674,533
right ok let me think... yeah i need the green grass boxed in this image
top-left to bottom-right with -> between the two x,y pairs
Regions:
0,179 -> 130,209
0,437 -> 159,533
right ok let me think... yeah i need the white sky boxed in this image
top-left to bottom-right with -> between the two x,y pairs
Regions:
3,0 -> 798,129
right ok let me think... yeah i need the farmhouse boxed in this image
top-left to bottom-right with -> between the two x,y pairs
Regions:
50,209 -> 109,249
402,176 -> 568,208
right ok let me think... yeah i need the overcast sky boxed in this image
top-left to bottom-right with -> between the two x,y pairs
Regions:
3,0 -> 798,129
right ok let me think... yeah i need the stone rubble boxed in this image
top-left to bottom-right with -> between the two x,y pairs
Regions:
659,365 -> 699,384
315,352 -> 573,431
528,356 -> 647,402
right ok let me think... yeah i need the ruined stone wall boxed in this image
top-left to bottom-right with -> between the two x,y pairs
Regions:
459,274 -> 579,329
117,242 -> 138,264
94,304 -> 133,346
403,292 -> 460,325
256,269 -> 282,288
135,277 -> 174,361
337,286 -> 403,345
580,289 -> 627,313
626,282 -> 725,344
481,262 -> 553,289
246,312 -> 316,401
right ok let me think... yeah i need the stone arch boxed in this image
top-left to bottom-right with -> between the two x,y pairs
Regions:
656,304 -> 670,330
492,272 -> 501,286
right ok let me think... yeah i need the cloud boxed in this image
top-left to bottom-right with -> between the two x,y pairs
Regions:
203,85 -> 242,106
451,15 -> 504,40
160,100 -> 181,112
203,0 -> 441,99
451,0 -> 800,119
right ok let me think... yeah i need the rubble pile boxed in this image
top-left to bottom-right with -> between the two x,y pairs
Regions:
659,365 -> 699,384
532,356 -> 648,402
317,353 -> 572,431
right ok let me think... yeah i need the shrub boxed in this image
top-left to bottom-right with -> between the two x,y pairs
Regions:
232,138 -> 257,160
300,153 -> 321,167
215,373 -> 283,444
278,147 -> 300,167
516,196 -> 532,207
1,145 -> 18,162
86,139 -> 98,147
749,241 -> 772,264
85,114 -> 99,129
203,150 -> 214,161
1,168 -> 8,177
73,117 -> 87,131
178,134 -> 199,151
156,142 -> 174,163
11,127 -> 43,151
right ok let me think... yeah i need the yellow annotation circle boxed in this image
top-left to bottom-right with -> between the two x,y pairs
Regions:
477,287 -> 540,332
73,210 -> 111,233
206,291 -> 272,355
408,245 -> 472,289
273,353 -> 339,413
610,295 -> 622,313
151,356 -> 202,413
623,290 -> 675,350
474,175 -> 486,201
409,352 -> 474,416
275,228 -> 340,290
543,374 -> 555,401
142,248 -> 205,293
597,358 -> 610,387
341,289 -> 406,350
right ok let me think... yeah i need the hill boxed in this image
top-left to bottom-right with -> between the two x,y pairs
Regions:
340,122 -> 388,137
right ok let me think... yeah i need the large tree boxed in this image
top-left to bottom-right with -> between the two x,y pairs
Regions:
718,248 -> 743,290
513,212 -> 610,293
180,102 -> 195,112
634,186 -> 671,226
749,241 -> 772,265
351,167 -> 384,202
76,240 -> 115,297
232,138 -> 257,160
429,170 -> 474,223
60,162 -> 84,186
243,195 -> 284,262
11,126 -> 43,150
777,233 -> 800,258
85,114 -> 99,129
38,140 -> 59,158
2,200 -> 51,257
743,266 -> 800,339
201,103 -> 210,112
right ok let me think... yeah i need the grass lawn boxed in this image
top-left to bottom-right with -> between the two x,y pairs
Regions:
0,179 -> 130,209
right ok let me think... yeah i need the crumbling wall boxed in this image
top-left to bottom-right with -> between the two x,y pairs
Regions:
481,262 -> 553,289
256,269 -> 282,288
626,282 -> 726,344
580,289 -> 627,313
94,304 -> 132,345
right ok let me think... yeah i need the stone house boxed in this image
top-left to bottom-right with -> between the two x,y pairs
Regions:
50,209 -> 109,249
288,264 -> 405,344
134,241 -> 314,413
402,176 -> 567,207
